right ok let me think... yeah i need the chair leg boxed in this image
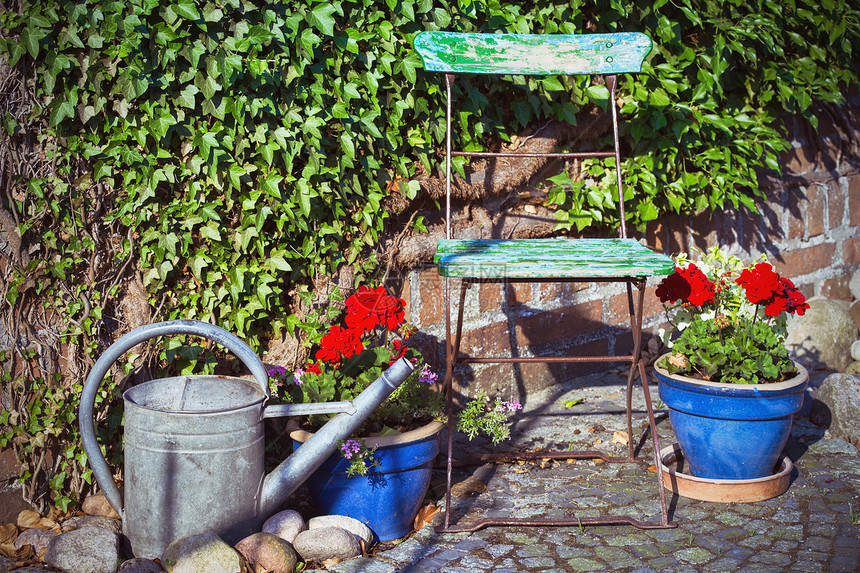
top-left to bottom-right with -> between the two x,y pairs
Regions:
442,279 -> 469,530
629,280 -> 671,526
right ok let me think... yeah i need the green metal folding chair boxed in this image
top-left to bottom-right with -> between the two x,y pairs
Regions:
414,31 -> 677,532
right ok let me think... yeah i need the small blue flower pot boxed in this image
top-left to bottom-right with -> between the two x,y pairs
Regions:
654,357 -> 808,480
291,421 -> 443,541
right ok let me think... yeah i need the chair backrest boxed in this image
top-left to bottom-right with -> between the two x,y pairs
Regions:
414,31 -> 652,240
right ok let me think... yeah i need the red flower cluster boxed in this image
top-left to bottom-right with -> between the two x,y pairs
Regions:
735,263 -> 809,317
656,264 -> 715,306
313,286 -> 407,366
345,286 -> 405,332
315,325 -> 364,363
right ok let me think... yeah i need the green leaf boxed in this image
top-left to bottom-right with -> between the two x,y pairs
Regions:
308,3 -> 337,36
49,100 -> 75,127
173,0 -> 201,20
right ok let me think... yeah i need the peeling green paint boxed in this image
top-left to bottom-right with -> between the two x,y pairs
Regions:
434,238 -> 674,278
413,32 -> 652,76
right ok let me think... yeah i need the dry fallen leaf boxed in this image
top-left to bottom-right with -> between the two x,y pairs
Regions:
413,504 -> 441,531
593,438 -> 602,445
16,511 -> 41,529
611,431 -> 629,446
0,523 -> 18,557
16,510 -> 60,533
647,465 -> 658,473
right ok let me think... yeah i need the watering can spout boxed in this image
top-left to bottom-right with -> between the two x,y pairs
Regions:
259,357 -> 415,517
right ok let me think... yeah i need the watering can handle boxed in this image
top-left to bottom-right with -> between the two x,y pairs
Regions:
78,319 -> 270,517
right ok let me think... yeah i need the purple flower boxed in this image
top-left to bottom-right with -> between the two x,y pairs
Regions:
496,398 -> 522,413
293,368 -> 305,386
418,364 -> 438,385
340,439 -> 362,460
268,366 -> 287,377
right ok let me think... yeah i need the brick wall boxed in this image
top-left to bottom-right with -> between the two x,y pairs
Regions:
394,98 -> 860,401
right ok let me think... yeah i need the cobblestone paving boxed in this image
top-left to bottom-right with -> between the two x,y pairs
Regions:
311,372 -> 860,573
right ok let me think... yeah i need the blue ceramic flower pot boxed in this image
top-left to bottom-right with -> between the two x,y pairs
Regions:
654,357 -> 808,480
291,421 -> 443,541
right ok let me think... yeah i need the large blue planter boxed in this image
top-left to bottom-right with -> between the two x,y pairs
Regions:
290,421 -> 443,541
654,356 -> 808,480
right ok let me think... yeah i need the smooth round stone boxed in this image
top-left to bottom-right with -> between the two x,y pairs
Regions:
14,527 -> 58,552
118,558 -> 165,572
293,526 -> 361,562
81,493 -> 120,519
63,515 -> 123,535
44,526 -> 120,573
161,533 -> 241,573
308,515 -> 373,546
234,532 -> 298,573
851,340 -> 860,362
262,509 -> 306,544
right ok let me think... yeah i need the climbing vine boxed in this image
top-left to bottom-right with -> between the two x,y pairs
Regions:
0,0 -> 858,510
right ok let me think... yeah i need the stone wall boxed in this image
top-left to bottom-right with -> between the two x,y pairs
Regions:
394,97 -> 860,401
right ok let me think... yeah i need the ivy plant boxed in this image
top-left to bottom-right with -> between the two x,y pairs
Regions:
0,0 -> 858,510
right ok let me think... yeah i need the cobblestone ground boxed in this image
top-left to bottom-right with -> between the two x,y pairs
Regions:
311,371 -> 860,573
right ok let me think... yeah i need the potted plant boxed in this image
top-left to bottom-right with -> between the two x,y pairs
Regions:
268,285 -> 520,541
652,246 -> 810,481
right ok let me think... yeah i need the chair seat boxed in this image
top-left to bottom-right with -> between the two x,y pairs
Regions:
435,238 -> 675,279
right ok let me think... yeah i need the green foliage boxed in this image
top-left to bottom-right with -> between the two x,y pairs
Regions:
0,369 -> 123,511
655,246 -> 803,384
664,319 -> 795,384
547,0 -> 860,231
1,0 -> 858,509
456,391 -> 522,445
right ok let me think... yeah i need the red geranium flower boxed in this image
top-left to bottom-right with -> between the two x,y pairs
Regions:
316,325 -> 364,363
735,262 -> 780,305
655,269 -> 691,304
736,263 -> 808,317
345,286 -> 406,332
657,264 -> 715,306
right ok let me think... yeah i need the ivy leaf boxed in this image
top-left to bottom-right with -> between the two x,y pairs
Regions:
176,84 -> 198,108
266,255 -> 292,272
173,0 -> 201,21
49,100 -> 75,127
308,3 -> 337,36
340,133 -> 355,159
20,27 -> 45,59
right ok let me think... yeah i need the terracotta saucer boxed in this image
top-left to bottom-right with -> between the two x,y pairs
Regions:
659,443 -> 793,503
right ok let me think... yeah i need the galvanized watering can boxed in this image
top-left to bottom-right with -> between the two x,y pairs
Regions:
79,320 -> 414,559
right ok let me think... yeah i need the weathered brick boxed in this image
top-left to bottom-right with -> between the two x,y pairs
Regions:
785,186 -> 806,240
515,300 -> 603,348
607,285 -> 665,327
829,181 -> 846,230
771,243 -> 837,279
821,276 -> 853,301
478,283 -> 502,313
534,281 -> 563,303
459,320 -> 511,357
417,269 -> 444,327
519,339 -> 611,383
505,282 -> 532,307
781,143 -> 816,176
844,236 -> 860,268
397,274 -> 412,323
850,174 -> 860,227
806,184 -> 826,238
